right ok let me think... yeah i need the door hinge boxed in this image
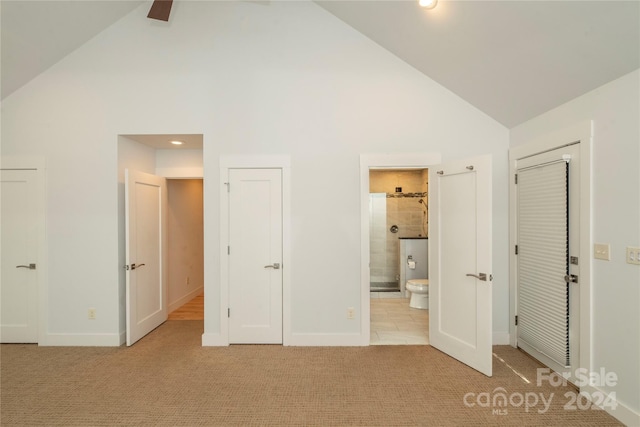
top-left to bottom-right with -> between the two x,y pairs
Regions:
227,246 -> 230,255
515,245 -> 518,255
515,315 -> 518,326
224,182 -> 230,192
228,308 -> 230,318
515,174 -> 518,184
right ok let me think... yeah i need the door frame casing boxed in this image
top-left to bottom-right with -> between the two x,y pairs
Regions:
360,153 -> 442,345
0,157 -> 48,345
508,121 -> 592,377
218,155 -> 291,346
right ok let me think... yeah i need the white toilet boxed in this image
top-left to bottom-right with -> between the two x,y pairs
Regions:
406,279 -> 429,309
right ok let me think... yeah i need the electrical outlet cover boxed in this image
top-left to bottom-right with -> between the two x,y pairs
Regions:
594,243 -> 611,261
627,247 -> 640,265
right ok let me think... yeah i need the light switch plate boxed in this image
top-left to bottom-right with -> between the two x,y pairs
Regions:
626,247 -> 640,265
594,243 -> 611,261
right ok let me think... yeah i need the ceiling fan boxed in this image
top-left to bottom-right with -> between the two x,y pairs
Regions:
148,0 -> 173,22
147,0 -> 270,21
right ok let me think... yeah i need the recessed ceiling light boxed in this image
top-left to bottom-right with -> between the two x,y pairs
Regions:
170,140 -> 184,146
419,0 -> 437,9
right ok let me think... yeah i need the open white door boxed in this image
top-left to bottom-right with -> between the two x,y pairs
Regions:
125,169 -> 168,346
429,155 -> 492,376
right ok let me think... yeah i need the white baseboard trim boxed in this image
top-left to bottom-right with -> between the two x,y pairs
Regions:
202,333 -> 228,346
582,384 -> 640,427
168,287 -> 204,314
493,332 -> 510,345
42,333 -> 122,347
119,331 -> 126,345
288,333 -> 365,346
201,332 -> 363,347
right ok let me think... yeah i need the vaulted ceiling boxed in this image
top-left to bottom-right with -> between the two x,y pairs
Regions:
2,0 -> 638,128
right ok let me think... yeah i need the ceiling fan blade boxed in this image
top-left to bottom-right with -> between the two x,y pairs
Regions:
147,0 -> 173,21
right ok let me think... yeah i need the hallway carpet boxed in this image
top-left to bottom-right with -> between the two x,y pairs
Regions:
0,321 -> 622,426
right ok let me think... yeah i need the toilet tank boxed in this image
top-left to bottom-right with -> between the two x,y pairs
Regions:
399,238 -> 428,296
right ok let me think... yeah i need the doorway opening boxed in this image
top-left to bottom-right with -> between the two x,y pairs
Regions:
166,179 -> 204,321
117,134 -> 204,345
359,153 -> 441,347
369,168 -> 429,345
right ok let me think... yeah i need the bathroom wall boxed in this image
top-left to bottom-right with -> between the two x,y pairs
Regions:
369,170 -> 428,284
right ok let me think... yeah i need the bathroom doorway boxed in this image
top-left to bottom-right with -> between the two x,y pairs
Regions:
369,168 -> 430,345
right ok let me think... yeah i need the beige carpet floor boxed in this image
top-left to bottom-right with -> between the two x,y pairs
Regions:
0,321 -> 622,426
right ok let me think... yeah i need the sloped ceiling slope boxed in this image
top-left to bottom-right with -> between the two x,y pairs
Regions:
316,0 -> 640,127
1,0 -> 143,99
1,0 -> 638,127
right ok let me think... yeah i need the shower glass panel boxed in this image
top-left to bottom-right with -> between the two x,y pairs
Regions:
369,193 -> 398,291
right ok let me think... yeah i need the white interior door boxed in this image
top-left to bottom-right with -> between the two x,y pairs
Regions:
228,168 -> 282,344
1,170 -> 39,343
125,169 -> 168,346
515,144 -> 580,380
429,155 -> 492,376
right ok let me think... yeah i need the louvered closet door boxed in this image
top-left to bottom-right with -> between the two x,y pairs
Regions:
517,160 -> 570,368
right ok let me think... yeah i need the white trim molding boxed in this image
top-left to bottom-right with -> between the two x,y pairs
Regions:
580,384 -> 640,427
43,333 -> 121,347
202,332 -> 228,347
289,333 -> 364,347
492,332 -> 511,345
168,287 -> 204,314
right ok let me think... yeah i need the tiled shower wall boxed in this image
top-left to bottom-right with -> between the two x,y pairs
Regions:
369,170 -> 428,284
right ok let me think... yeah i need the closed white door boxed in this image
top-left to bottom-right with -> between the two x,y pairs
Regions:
228,168 -> 283,344
1,170 -> 39,343
125,169 -> 168,346
515,144 -> 580,380
429,155 -> 493,377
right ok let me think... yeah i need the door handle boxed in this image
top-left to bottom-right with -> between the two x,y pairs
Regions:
264,263 -> 281,270
125,263 -> 146,271
564,274 -> 578,284
16,263 -> 36,270
466,273 -> 487,281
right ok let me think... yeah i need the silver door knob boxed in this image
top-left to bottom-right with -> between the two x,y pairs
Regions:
16,263 -> 36,270
264,263 -> 281,269
466,273 -> 487,281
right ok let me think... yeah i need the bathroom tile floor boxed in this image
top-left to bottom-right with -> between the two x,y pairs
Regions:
370,292 -> 429,345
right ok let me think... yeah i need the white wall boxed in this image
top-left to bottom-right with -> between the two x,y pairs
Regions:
510,69 -> 640,424
156,149 -> 203,178
0,1 -> 509,345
